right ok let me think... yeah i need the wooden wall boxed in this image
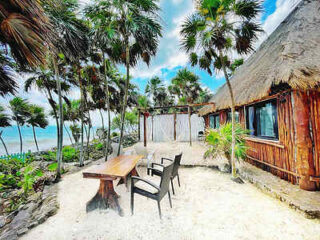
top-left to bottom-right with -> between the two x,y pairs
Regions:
202,90 -> 320,190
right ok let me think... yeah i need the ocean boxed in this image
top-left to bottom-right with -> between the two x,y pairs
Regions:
0,125 -> 96,155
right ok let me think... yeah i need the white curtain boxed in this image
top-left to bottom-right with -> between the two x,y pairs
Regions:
140,114 -> 204,142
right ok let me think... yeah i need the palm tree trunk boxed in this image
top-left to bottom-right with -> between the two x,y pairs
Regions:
32,125 -> 39,153
99,108 -> 106,155
78,66 -> 85,167
46,89 -> 60,146
0,131 -> 9,155
16,122 -> 23,153
53,56 -> 63,180
118,41 -> 130,156
219,51 -> 236,178
103,54 -> 112,161
64,123 -> 73,146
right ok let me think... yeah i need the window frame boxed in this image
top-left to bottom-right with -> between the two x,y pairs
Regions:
245,99 -> 279,140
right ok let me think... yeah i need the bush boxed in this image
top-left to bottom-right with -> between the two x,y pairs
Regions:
62,146 -> 79,162
94,142 -> 104,151
204,123 -> 249,165
20,165 -> 43,197
111,132 -> 119,138
42,151 -> 56,161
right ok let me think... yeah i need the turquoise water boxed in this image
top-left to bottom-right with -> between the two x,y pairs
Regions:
0,125 -> 96,155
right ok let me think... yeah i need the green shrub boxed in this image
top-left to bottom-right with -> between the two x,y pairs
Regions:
62,146 -> 78,162
47,162 -> 58,172
20,165 -> 43,197
111,132 -> 119,137
42,151 -> 56,161
204,123 -> 249,165
94,142 -> 104,151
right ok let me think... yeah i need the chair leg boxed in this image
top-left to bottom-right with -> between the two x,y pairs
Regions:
171,178 -> 175,195
131,192 -> 134,215
157,200 -> 162,219
177,174 -> 181,187
168,191 -> 172,208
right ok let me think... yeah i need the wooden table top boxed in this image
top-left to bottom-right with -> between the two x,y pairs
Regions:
83,155 -> 144,179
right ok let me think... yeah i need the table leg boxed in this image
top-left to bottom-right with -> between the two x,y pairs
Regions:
86,179 -> 123,216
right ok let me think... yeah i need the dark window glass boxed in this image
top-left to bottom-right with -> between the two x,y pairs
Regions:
215,115 -> 220,129
227,111 -> 239,122
246,100 -> 278,139
209,114 -> 220,129
209,115 -> 215,128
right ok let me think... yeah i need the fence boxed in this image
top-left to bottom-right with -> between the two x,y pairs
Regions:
139,113 -> 205,143
0,151 -> 31,163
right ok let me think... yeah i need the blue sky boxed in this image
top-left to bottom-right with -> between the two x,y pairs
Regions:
127,0 -> 301,95
2,0 -> 302,126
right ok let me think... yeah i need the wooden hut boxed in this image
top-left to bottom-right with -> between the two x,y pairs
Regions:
199,0 -> 320,191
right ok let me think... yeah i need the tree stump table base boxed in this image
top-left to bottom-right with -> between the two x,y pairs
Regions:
86,179 -> 124,216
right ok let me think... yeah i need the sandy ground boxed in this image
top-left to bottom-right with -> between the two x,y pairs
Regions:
21,163 -> 320,240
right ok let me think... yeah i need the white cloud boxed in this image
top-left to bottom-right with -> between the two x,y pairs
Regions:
255,0 -> 302,48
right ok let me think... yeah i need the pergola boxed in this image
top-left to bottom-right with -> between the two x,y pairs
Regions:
137,102 -> 215,147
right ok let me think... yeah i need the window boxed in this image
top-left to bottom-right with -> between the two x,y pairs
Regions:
227,110 -> 239,122
246,99 -> 278,139
209,114 -> 220,129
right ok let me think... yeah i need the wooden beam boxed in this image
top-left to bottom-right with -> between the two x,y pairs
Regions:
188,106 -> 192,146
246,156 -> 300,177
138,111 -> 140,141
174,112 -> 177,141
292,91 -> 316,191
143,114 -> 147,147
137,102 -> 215,111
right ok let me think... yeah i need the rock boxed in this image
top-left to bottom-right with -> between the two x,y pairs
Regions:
28,192 -> 42,203
218,163 -> 231,173
27,221 -> 38,229
0,229 -> 18,240
10,210 -> 30,231
0,216 -> 5,228
17,227 -> 28,236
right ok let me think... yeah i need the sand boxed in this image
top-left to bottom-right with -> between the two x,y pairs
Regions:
21,162 -> 320,240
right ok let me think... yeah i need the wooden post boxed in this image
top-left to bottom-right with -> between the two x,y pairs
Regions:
174,112 -> 177,141
152,115 -> 154,141
188,106 -> 192,146
292,91 -> 316,191
138,111 -> 140,141
144,113 -> 147,147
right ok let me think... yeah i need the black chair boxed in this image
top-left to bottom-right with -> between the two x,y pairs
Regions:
131,162 -> 174,219
148,153 -> 182,195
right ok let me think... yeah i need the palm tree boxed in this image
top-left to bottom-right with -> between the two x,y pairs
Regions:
9,97 -> 30,153
0,105 -> 12,155
27,105 -> 48,153
0,0 -> 52,95
44,0 -> 89,176
86,0 -> 162,155
25,70 -> 71,142
180,0 -> 262,179
169,68 -> 202,104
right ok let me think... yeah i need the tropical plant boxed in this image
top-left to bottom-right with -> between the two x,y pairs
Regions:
62,146 -> 79,162
20,165 -> 43,197
70,124 -> 81,144
180,0 -> 262,178
86,0 -> 162,155
26,105 -> 49,153
0,0 -> 52,95
0,105 -> 11,155
9,97 -> 30,153
204,123 -> 249,169
169,68 -> 202,104
44,0 -> 89,177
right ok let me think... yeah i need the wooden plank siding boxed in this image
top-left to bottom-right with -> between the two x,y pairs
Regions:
237,94 -> 297,184
201,90 -> 320,190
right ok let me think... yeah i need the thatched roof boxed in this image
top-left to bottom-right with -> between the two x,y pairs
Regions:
199,0 -> 320,116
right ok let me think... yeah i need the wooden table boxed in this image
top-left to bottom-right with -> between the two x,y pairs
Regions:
83,155 -> 143,216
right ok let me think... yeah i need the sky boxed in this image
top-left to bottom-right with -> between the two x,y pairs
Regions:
1,0 -> 301,127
